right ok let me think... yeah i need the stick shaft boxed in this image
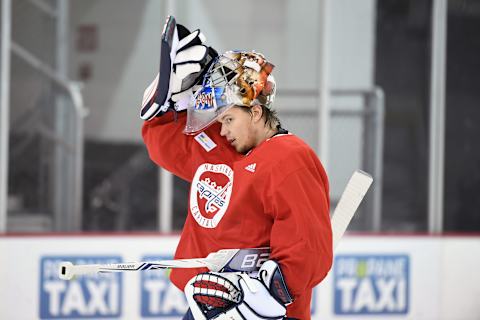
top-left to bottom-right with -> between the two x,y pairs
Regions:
58,248 -> 248,280
59,258 -> 213,280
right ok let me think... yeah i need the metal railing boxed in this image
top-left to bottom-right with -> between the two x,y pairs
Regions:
1,0 -> 86,232
278,87 -> 385,232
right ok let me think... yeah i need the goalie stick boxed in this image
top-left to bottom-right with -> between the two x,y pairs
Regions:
59,247 -> 270,280
59,170 -> 372,280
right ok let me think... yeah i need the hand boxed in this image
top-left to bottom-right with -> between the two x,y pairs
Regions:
185,260 -> 292,320
141,16 -> 217,120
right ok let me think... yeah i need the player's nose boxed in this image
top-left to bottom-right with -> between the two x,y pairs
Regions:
220,123 -> 228,137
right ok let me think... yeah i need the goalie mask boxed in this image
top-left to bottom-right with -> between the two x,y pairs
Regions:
184,50 -> 276,135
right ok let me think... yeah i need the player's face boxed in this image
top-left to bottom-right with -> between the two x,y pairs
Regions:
218,106 -> 259,154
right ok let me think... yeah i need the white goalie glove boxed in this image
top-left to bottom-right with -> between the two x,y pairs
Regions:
141,16 -> 217,120
185,260 -> 293,320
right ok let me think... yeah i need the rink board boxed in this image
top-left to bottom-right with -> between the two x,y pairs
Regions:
0,234 -> 479,319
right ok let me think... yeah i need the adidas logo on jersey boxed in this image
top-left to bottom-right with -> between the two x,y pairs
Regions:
245,163 -> 256,173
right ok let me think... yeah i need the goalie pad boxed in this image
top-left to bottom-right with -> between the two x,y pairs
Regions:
185,260 -> 292,320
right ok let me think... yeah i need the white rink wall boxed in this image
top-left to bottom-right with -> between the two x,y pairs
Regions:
1,235 -> 479,319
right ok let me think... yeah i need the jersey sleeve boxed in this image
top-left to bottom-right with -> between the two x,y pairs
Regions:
141,112 -> 194,181
266,155 -> 333,299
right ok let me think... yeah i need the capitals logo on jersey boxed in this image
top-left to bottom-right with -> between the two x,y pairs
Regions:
190,163 -> 234,228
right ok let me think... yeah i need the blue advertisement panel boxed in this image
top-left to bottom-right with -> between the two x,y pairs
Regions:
140,255 -> 188,317
40,256 -> 122,319
334,254 -> 409,315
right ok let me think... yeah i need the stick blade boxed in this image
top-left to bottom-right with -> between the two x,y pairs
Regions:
331,170 -> 373,249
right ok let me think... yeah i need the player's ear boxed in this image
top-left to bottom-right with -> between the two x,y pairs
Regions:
251,104 -> 264,123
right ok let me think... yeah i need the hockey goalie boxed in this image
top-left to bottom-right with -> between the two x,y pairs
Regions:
140,16 -> 333,319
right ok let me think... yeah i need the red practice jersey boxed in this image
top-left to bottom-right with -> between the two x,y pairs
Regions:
142,112 -> 333,319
